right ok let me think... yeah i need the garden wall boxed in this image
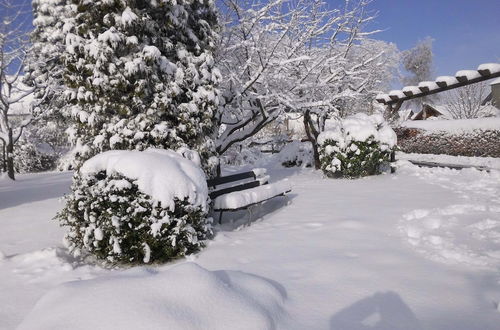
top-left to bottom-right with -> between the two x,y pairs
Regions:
395,118 -> 500,157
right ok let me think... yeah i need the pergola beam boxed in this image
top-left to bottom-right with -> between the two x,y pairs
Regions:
376,63 -> 500,106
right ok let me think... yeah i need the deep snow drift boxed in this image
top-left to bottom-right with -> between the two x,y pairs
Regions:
1,162 -> 500,329
18,263 -> 286,330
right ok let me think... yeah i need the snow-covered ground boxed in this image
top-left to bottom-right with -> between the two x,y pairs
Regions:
1,163 -> 500,329
397,152 -> 500,170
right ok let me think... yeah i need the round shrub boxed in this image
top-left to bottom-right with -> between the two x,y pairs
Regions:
13,141 -> 58,173
56,149 -> 212,264
318,114 -> 396,178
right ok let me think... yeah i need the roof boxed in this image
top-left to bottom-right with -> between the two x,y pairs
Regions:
490,77 -> 500,86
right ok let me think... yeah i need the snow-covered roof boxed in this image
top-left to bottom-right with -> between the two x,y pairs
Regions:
490,77 -> 500,86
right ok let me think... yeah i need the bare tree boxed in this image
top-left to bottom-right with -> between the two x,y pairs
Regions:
444,82 -> 489,119
0,0 -> 39,179
401,37 -> 435,110
216,0 -> 385,169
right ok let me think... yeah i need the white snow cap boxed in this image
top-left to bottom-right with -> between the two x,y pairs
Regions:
388,90 -> 405,98
417,81 -> 439,91
402,85 -> 422,95
121,7 -> 138,26
455,70 -> 481,80
80,149 -> 208,211
375,93 -> 391,103
477,63 -> 500,74
435,76 -> 458,86
17,263 -> 286,330
319,113 -> 397,148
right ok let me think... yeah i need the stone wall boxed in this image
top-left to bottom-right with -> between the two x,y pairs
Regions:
394,127 -> 500,157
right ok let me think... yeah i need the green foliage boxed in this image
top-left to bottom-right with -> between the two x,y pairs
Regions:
319,137 -> 393,178
62,0 -> 220,173
56,171 -> 212,264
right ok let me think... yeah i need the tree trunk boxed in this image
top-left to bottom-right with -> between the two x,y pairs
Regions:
6,129 -> 15,180
1,140 -> 6,173
303,110 -> 321,169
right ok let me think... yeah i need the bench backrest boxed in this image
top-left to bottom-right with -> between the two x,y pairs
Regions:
207,169 -> 267,200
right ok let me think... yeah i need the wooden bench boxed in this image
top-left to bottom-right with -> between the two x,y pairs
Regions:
207,168 -> 292,223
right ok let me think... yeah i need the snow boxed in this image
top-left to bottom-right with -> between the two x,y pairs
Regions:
252,168 -> 268,177
18,262 -> 286,330
478,63 -> 500,74
401,85 -> 422,96
397,163 -> 500,269
213,180 -> 292,210
397,152 -> 500,170
435,75 -> 459,86
491,77 -> 500,85
455,70 -> 481,80
2,163 -> 500,329
388,90 -> 405,98
121,7 -> 138,26
401,117 -> 500,133
375,93 -> 391,103
417,81 -> 439,91
80,149 -> 208,211
323,113 -> 397,148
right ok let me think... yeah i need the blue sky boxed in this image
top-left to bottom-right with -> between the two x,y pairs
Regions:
362,0 -> 500,77
6,0 -> 500,79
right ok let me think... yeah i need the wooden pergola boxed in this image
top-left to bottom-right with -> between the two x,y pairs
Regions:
376,63 -> 500,119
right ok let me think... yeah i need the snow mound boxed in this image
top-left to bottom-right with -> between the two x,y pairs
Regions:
18,262 -> 287,330
80,149 -> 208,211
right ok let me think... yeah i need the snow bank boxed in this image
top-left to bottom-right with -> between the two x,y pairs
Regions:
18,262 -> 287,330
401,117 -> 500,134
80,149 -> 208,211
214,180 -> 291,210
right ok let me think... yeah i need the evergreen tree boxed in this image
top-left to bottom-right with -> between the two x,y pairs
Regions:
25,0 -> 73,116
62,0 -> 220,173
24,0 -> 74,167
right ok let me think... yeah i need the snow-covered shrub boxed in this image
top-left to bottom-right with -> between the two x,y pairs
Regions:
56,149 -> 211,264
276,141 -> 313,167
318,114 -> 396,178
13,141 -> 58,173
